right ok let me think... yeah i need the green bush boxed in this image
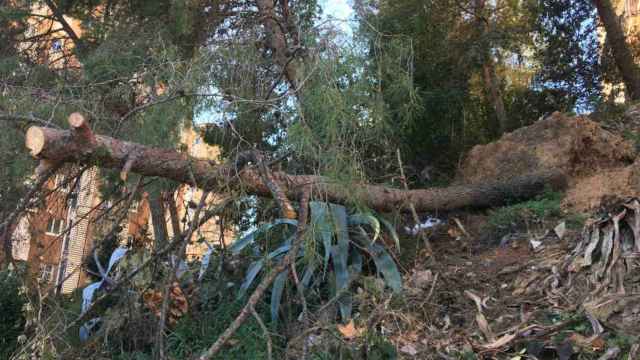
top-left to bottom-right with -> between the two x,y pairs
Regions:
0,266 -> 27,358
167,300 -> 277,359
487,191 -> 563,239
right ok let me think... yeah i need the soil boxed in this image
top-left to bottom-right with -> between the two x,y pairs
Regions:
457,112 -> 639,213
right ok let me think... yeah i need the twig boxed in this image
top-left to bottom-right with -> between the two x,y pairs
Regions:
250,305 -> 273,360
154,191 -> 210,359
1,162 -> 60,267
290,260 -> 309,360
426,272 -> 439,302
196,185 -> 311,360
396,149 -> 432,253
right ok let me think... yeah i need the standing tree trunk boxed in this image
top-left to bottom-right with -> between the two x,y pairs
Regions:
482,60 -> 508,133
148,193 -> 168,250
474,0 -> 509,133
595,0 -> 640,101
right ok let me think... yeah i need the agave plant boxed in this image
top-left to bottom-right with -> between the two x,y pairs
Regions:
230,201 -> 402,323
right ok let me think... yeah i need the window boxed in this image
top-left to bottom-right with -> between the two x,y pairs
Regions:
51,40 -> 62,53
130,199 -> 139,212
68,193 -> 78,209
46,218 -> 65,235
54,174 -> 71,192
39,263 -> 55,283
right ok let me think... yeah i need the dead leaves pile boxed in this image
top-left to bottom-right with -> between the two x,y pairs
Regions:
143,282 -> 189,327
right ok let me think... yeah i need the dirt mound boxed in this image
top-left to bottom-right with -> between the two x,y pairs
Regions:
457,112 -> 638,212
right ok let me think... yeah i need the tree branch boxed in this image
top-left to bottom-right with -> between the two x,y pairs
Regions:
43,0 -> 83,50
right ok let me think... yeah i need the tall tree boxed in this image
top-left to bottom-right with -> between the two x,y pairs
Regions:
594,0 -> 640,100
533,0 -> 602,111
474,0 -> 508,133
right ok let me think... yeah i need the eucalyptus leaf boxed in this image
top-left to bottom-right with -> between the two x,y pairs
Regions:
368,243 -> 403,293
198,247 -> 213,281
310,201 -> 333,274
349,213 -> 381,243
271,270 -> 289,323
238,260 -> 264,298
379,217 -> 401,252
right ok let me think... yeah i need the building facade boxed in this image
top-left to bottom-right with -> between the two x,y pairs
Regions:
12,126 -> 229,294
10,6 -> 230,293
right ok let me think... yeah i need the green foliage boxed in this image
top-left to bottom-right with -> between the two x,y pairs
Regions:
233,202 -> 402,323
531,0 -> 602,111
0,267 -> 27,359
487,190 -> 563,239
167,300 -> 278,359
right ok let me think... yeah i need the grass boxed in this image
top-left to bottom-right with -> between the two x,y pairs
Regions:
486,190 -> 563,240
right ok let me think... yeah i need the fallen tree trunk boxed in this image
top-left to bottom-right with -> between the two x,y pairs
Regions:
25,115 -> 567,212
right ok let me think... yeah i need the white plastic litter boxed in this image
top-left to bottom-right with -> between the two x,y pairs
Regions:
198,247 -> 214,280
79,247 -> 128,341
404,217 -> 442,236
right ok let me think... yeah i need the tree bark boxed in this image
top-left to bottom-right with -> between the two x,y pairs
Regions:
595,0 -> 640,101
148,192 -> 168,250
256,0 -> 300,90
25,122 -> 567,213
475,0 -> 509,133
483,60 -> 508,133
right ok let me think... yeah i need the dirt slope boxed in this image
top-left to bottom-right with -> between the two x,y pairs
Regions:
457,112 -> 639,212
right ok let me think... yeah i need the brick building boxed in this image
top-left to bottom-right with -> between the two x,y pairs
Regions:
12,126 -> 229,294
9,6 -> 230,293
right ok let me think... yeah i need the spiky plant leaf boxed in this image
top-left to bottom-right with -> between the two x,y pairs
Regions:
271,270 -> 289,322
238,260 -> 264,298
230,219 -> 298,254
332,245 -> 351,321
368,243 -> 403,292
378,217 -> 401,252
330,204 -> 350,254
310,201 -> 333,274
349,213 -> 381,243
301,260 -> 319,290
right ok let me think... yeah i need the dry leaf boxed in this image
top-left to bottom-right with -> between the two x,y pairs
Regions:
554,222 -> 566,239
464,290 -> 484,313
481,332 -> 517,350
400,343 -> 418,356
475,313 -> 494,342
337,320 -> 363,339
568,333 -> 605,352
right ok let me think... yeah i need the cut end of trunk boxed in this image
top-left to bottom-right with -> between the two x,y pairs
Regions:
68,112 -> 86,128
68,112 -> 96,144
26,126 -> 46,157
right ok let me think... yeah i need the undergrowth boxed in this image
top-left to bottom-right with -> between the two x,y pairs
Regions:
486,190 -> 564,240
166,299 -> 278,359
0,266 -> 27,359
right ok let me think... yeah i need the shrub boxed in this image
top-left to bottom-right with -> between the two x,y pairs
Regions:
0,266 -> 27,358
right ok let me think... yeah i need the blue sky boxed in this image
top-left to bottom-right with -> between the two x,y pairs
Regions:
322,0 -> 353,20
320,0 -> 354,34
